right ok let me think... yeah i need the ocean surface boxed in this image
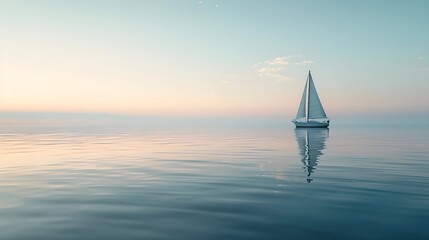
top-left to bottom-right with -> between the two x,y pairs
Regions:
0,116 -> 428,239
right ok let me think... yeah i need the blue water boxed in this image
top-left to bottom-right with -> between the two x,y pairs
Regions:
0,118 -> 428,239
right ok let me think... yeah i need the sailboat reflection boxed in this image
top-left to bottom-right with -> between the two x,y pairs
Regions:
295,128 -> 329,183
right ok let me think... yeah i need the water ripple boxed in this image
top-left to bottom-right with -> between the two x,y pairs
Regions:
0,127 -> 428,239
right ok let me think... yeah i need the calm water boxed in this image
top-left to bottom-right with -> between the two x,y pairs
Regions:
0,119 -> 428,239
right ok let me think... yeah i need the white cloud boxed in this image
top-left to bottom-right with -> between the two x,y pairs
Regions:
261,72 -> 289,82
254,55 -> 313,82
265,57 -> 289,65
256,66 -> 282,74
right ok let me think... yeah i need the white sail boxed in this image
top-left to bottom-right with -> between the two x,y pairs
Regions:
295,80 -> 308,119
293,71 -> 329,127
307,72 -> 327,119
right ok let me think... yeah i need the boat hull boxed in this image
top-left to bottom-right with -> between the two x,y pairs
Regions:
293,121 -> 329,128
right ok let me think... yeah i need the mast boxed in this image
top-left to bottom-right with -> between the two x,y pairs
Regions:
305,71 -> 310,122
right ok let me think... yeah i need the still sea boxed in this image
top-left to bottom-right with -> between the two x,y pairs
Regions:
0,116 -> 428,239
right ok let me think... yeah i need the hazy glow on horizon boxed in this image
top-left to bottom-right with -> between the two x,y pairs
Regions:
1,0 -> 428,117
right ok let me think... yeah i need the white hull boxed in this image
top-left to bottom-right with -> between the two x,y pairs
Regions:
293,121 -> 329,128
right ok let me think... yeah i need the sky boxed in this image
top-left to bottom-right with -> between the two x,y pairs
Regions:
0,0 -> 428,118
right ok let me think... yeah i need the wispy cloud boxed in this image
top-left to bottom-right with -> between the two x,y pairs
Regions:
253,55 -> 313,82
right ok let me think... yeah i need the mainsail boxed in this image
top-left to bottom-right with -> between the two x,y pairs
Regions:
295,71 -> 327,121
307,72 -> 327,119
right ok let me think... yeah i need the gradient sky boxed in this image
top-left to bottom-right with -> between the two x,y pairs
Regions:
1,0 -> 428,117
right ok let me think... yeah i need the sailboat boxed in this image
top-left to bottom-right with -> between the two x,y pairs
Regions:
292,71 -> 330,128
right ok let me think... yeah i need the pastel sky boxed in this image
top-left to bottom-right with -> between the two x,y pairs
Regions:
1,0 -> 428,117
